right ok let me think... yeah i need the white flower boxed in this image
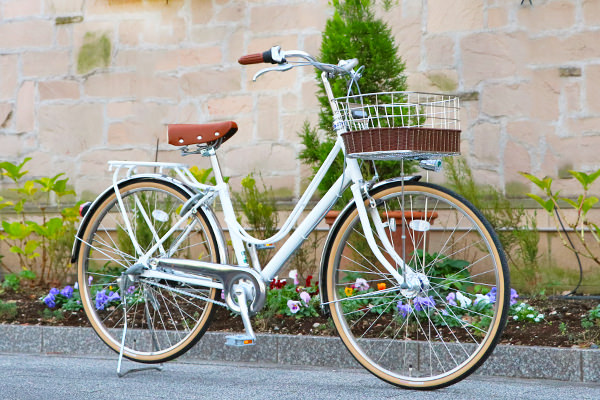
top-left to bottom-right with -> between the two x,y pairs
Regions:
354,278 -> 369,291
474,294 -> 490,305
455,292 -> 472,308
513,315 -> 518,320
289,270 -> 299,285
527,314 -> 534,318
538,314 -> 544,319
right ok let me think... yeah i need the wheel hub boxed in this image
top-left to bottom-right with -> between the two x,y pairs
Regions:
400,272 -> 431,299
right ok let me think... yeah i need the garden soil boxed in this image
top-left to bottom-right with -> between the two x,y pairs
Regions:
1,288 -> 598,348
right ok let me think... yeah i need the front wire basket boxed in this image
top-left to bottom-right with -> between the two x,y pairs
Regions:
334,91 -> 461,160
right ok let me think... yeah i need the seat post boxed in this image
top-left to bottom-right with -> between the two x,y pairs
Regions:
207,150 -> 225,186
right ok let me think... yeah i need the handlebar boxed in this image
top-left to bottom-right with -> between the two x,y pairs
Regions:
238,46 -> 286,65
238,45 -> 359,81
238,53 -> 267,65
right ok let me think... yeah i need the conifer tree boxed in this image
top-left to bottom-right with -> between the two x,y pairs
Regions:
299,0 -> 413,200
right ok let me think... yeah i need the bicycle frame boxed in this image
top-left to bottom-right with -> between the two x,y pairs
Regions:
108,69 -> 410,296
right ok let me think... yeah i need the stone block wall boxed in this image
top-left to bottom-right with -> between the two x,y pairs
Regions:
0,0 -> 599,201
385,0 -> 600,196
0,0 -> 328,198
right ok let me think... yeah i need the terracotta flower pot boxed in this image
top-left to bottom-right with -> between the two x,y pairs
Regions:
324,210 -> 438,260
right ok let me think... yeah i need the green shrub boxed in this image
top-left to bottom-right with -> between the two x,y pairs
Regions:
1,269 -> 36,292
445,157 -> 542,293
521,168 -> 600,268
0,158 -> 79,285
298,0 -> 415,206
233,174 -> 279,267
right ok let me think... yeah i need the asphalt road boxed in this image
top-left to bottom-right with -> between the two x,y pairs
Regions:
0,352 -> 599,400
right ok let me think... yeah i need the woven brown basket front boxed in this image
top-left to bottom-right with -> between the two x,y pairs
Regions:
341,127 -> 461,159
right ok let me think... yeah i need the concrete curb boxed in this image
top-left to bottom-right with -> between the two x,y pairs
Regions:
0,324 -> 598,382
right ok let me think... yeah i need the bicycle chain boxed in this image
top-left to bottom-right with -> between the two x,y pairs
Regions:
140,279 -> 229,308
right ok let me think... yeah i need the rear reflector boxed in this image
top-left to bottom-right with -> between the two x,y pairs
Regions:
79,202 -> 92,217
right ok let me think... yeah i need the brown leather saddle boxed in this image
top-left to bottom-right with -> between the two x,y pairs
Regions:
167,121 -> 238,149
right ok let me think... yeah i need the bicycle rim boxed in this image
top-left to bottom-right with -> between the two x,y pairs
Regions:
324,182 -> 509,389
77,179 -> 220,363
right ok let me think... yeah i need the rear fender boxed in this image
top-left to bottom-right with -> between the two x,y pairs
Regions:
70,175 -> 227,265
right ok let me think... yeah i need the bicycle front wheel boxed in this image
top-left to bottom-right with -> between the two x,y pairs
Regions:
76,178 -> 222,363
323,181 -> 509,389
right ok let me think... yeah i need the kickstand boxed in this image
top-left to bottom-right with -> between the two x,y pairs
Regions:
116,277 -> 163,378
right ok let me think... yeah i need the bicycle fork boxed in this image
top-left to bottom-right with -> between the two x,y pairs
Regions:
345,158 -> 420,291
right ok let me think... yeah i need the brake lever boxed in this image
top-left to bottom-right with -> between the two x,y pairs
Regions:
252,64 -> 293,81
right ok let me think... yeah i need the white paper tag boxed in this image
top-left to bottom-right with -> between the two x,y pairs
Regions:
409,219 -> 431,232
152,209 -> 169,222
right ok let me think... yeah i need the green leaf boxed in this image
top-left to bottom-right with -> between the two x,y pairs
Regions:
519,172 -> 552,192
15,180 -> 37,196
189,166 -> 212,184
19,269 -> 36,280
45,217 -> 64,236
561,197 -> 579,209
569,170 -> 593,190
0,196 -> 13,211
589,223 -> 600,242
34,176 -> 53,192
581,196 -> 598,216
588,168 -> 600,186
26,221 -> 46,236
9,246 -> 24,255
526,193 -> 555,213
23,240 -> 40,255
3,221 -> 31,239
13,199 -> 25,213
0,157 -> 31,182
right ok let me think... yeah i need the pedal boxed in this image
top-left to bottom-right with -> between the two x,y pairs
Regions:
225,334 -> 256,347
225,282 -> 257,347
255,243 -> 275,250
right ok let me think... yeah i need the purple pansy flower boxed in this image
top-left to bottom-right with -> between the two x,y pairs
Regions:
95,290 -> 108,310
510,288 -> 519,306
44,294 -> 56,308
287,300 -> 301,314
397,301 -> 412,318
299,291 -> 311,306
446,292 -> 457,306
486,287 -> 497,303
49,287 -> 59,296
60,285 -> 74,299
126,285 -> 136,295
413,296 -> 436,312
107,291 -> 121,303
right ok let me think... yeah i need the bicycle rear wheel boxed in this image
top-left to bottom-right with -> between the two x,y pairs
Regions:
76,178 -> 222,363
322,181 -> 509,389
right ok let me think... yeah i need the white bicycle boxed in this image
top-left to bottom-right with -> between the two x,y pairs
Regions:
72,46 -> 510,389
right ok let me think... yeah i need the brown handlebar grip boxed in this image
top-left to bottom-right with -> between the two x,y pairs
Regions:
238,53 -> 264,65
